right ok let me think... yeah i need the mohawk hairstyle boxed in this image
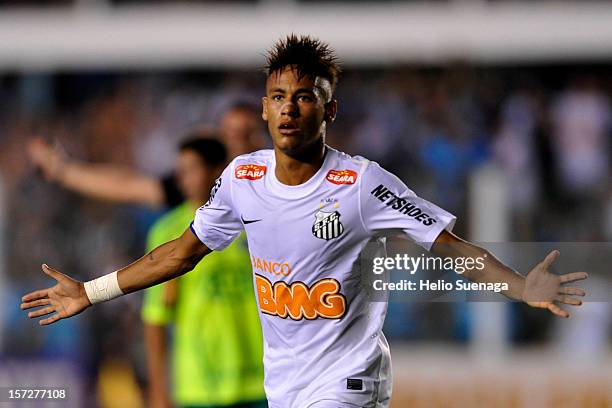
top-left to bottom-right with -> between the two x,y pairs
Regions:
265,34 -> 341,94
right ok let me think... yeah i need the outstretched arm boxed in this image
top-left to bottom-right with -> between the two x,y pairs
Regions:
431,230 -> 587,318
21,229 -> 210,325
27,138 -> 165,208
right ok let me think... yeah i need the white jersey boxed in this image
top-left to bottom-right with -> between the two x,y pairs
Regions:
191,147 -> 455,408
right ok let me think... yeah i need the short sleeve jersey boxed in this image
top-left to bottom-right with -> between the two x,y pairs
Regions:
191,146 -> 456,408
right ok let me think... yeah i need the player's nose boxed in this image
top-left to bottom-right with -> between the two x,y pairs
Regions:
281,102 -> 298,117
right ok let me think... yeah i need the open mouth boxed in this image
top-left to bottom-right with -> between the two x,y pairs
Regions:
279,122 -> 300,134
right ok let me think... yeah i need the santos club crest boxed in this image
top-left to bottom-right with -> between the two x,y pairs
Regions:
312,209 -> 344,241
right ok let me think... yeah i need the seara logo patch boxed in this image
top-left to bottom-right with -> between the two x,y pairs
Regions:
235,164 -> 266,180
326,169 -> 357,185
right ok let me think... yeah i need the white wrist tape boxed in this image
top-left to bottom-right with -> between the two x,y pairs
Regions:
84,271 -> 124,304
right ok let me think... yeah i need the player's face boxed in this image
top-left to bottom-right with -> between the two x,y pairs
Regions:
176,150 -> 215,205
262,67 -> 336,157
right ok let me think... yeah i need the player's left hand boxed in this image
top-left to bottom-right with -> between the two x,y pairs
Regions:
522,250 -> 588,318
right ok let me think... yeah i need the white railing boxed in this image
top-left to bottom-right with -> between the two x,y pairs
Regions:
0,2 -> 611,70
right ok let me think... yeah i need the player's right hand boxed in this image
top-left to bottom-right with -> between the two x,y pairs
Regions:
21,264 -> 91,326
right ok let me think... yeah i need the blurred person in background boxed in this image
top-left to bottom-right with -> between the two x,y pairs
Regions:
549,77 -> 611,238
142,136 -> 266,408
493,87 -> 542,241
550,77 -> 610,201
26,102 -> 264,210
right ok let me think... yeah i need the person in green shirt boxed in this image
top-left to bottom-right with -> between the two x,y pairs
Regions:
141,137 -> 266,408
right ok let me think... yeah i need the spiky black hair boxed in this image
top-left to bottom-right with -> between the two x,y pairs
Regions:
265,34 -> 341,93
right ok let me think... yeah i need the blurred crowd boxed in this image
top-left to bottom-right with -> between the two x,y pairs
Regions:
0,64 -> 610,403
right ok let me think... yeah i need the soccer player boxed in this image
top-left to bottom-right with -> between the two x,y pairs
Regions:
21,35 -> 587,408
142,137 -> 266,408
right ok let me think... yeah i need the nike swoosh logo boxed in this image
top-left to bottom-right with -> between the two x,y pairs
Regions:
241,216 -> 262,225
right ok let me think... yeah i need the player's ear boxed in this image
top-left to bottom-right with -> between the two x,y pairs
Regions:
324,99 -> 337,124
262,97 -> 269,121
